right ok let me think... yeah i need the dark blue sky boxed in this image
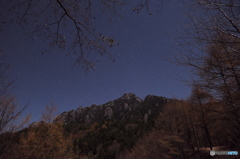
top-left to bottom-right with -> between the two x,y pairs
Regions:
1,1 -> 191,122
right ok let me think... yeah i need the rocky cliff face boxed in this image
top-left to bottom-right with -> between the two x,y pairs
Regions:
54,93 -> 169,124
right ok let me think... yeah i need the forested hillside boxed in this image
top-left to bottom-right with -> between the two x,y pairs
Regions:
1,90 -> 239,158
0,93 -> 169,159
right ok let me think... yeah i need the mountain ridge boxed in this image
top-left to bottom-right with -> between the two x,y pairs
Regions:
54,93 -> 169,124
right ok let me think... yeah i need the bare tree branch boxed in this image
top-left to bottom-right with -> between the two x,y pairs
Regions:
2,0 -> 163,71
0,64 -> 30,134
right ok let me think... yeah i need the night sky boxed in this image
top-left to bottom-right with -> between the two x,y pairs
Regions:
1,1 -> 191,122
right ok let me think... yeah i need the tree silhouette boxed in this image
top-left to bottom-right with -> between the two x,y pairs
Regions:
0,64 -> 29,134
41,102 -> 58,123
0,64 -> 30,158
179,0 -> 240,149
1,0 -> 163,71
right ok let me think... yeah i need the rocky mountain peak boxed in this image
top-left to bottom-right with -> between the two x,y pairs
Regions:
119,93 -> 142,102
121,93 -> 136,99
54,93 -> 169,124
144,95 -> 168,104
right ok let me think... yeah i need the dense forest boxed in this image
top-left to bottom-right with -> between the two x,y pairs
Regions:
1,0 -> 240,158
0,88 -> 239,158
1,89 -> 240,158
